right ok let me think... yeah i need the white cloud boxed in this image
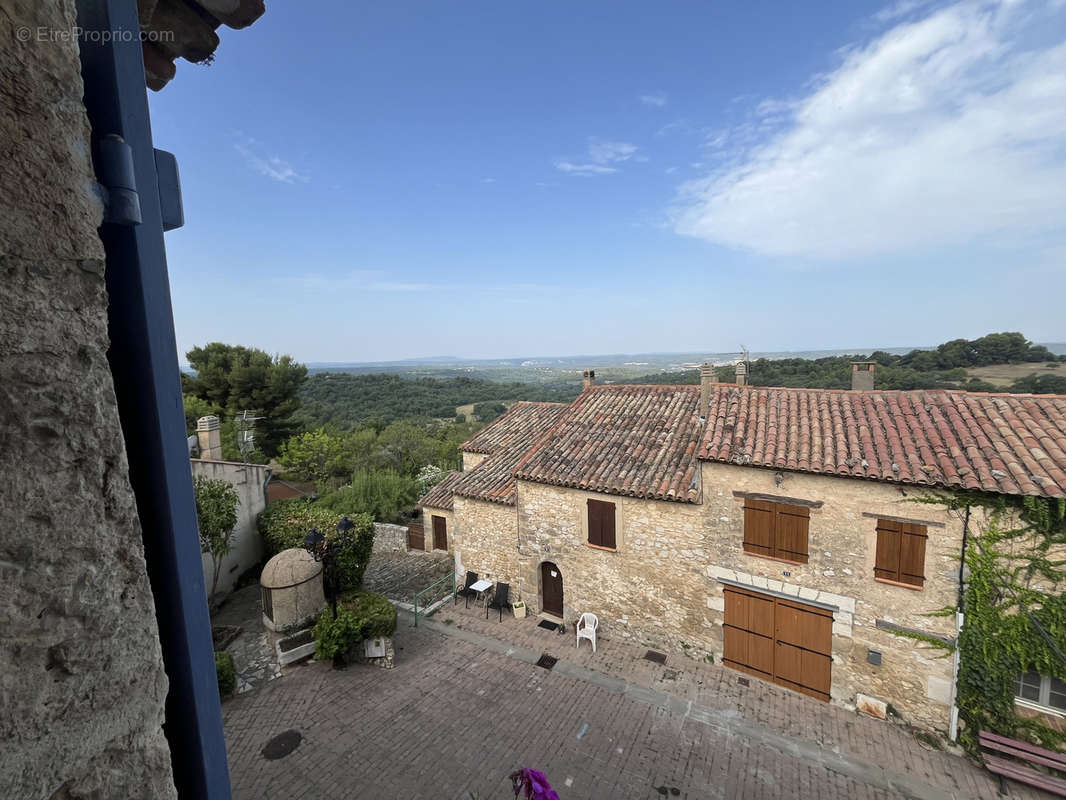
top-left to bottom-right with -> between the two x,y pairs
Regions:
234,138 -> 308,184
555,138 -> 639,176
640,92 -> 668,107
675,0 -> 1066,260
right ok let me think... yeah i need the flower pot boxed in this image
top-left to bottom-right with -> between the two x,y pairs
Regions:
512,601 -> 526,619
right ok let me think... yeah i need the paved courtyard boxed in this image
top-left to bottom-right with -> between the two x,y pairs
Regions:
222,599 -> 1052,800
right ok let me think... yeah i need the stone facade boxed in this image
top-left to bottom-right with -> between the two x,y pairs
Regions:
462,452 -> 486,471
446,462 -> 966,731
0,1 -> 177,796
191,459 -> 270,599
451,497 -> 519,588
699,462 -> 961,730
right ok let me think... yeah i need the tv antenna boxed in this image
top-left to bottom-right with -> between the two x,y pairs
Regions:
235,410 -> 264,461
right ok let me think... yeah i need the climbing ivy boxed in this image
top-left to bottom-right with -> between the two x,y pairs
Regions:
919,492 -> 1066,753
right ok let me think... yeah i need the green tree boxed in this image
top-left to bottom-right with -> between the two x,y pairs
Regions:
182,394 -> 221,435
279,429 -> 348,487
375,420 -> 439,475
193,475 -> 240,598
183,343 -> 308,456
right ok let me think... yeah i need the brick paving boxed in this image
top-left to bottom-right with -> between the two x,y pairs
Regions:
222,599 -> 1054,799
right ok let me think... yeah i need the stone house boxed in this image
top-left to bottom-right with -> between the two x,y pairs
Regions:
421,369 -> 1066,732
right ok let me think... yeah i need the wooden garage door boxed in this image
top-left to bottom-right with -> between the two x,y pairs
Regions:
722,585 -> 833,702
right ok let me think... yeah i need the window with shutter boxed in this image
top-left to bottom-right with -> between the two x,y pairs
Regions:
587,499 -> 616,549
874,519 -> 926,588
742,499 -> 810,563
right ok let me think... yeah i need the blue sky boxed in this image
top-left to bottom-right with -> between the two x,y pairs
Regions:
150,0 -> 1066,363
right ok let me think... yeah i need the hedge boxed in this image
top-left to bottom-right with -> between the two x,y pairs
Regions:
312,590 -> 397,662
215,651 -> 236,697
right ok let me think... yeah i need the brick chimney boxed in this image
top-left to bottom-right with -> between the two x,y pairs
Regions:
582,369 -> 596,390
735,361 -> 747,386
851,362 -> 875,391
699,363 -> 716,420
196,415 -> 222,460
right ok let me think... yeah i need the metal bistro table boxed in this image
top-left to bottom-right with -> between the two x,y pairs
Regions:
469,579 -> 493,606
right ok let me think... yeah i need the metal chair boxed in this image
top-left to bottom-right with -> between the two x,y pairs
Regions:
455,571 -> 478,607
576,612 -> 598,652
486,582 -> 510,622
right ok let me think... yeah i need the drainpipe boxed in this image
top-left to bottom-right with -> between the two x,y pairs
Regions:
948,505 -> 970,743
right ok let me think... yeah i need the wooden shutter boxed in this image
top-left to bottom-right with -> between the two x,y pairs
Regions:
875,519 -> 926,587
587,499 -> 616,548
743,499 -> 775,557
775,504 -> 810,563
899,523 -> 927,587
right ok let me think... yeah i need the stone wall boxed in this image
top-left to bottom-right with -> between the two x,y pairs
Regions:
699,462 -> 961,730
509,464 -> 964,731
372,522 -> 409,553
515,481 -> 713,654
190,459 -> 270,599
461,451 -> 486,471
0,1 -> 177,796
451,497 -> 520,588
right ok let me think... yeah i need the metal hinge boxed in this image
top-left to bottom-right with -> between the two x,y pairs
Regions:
96,135 -> 184,231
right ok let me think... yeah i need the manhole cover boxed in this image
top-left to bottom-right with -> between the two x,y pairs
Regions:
536,653 -> 557,670
644,650 -> 667,664
261,729 -> 302,760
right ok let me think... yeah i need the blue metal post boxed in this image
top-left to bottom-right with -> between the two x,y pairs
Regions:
76,1 -> 230,796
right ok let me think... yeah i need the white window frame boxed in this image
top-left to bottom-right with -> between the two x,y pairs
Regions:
1014,672 -> 1066,716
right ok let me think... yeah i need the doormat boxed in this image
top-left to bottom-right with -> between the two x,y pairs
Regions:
261,729 -> 302,761
643,650 -> 667,664
537,619 -> 559,632
536,653 -> 558,670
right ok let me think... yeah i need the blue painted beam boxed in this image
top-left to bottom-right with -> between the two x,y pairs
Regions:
76,1 -> 231,797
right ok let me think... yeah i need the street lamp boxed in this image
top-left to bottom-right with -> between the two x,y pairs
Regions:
304,526 -> 337,616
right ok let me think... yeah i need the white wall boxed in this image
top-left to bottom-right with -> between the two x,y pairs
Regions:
190,459 -> 271,599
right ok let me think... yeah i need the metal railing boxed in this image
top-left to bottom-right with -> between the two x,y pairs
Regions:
413,572 -> 456,626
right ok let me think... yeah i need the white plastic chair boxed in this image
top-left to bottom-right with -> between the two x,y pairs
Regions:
575,612 -> 598,652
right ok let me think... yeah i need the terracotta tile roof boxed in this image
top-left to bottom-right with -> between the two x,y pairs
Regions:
452,403 -> 570,505
698,386 -> 1066,498
418,470 -> 464,511
419,402 -> 569,508
514,386 -> 704,503
461,402 -> 568,454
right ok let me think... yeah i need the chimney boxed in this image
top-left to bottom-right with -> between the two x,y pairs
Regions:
735,361 -> 747,387
582,369 -> 596,390
851,362 -> 875,391
196,415 -> 222,460
699,363 -> 716,420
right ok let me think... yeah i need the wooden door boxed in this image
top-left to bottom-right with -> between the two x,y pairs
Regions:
722,585 -> 832,702
432,515 -> 447,551
541,562 -> 563,617
407,522 -> 425,551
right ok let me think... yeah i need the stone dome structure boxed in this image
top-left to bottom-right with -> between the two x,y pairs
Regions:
260,548 -> 324,632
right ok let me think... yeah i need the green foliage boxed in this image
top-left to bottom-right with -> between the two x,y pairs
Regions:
182,394 -> 220,435
619,332 -> 1061,392
258,498 -> 342,556
294,372 -> 573,430
183,342 -> 308,456
1009,374 -> 1066,395
922,493 -> 1066,753
879,625 -> 955,656
312,591 -> 397,662
193,476 -> 240,596
325,512 -> 375,593
317,470 -> 419,524
279,428 -> 348,487
215,651 -> 236,696
473,401 -> 507,423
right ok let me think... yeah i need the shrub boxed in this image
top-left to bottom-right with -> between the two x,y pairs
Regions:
193,475 -> 240,597
318,469 -> 419,523
329,512 -> 375,593
215,651 -> 236,696
257,498 -> 342,556
312,591 -> 397,662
